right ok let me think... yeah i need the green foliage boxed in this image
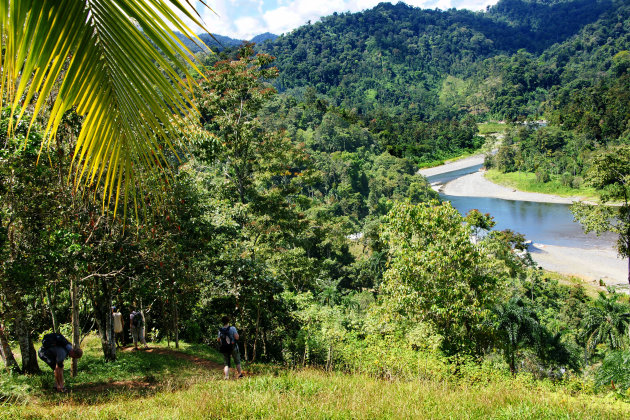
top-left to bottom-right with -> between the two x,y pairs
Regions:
381,201 -> 501,354
1,1 -> 211,215
581,291 -> 630,355
596,350 -> 630,395
571,145 -> 630,283
485,169 -> 598,199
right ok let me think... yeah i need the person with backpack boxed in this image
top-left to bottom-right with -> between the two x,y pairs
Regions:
130,309 -> 148,350
38,333 -> 83,392
217,315 -> 243,380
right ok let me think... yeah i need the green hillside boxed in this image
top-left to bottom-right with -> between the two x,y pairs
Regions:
260,0 -> 621,119
4,1 -> 630,418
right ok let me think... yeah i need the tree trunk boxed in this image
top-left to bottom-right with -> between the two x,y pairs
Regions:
262,328 -> 267,359
46,287 -> 58,333
173,296 -> 179,349
71,277 -> 80,377
0,324 -> 20,373
92,278 -> 116,361
252,303 -> 261,362
238,303 -> 248,361
14,312 -> 40,374
326,344 -> 333,372
171,290 -> 179,349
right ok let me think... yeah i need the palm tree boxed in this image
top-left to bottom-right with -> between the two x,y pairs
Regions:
493,297 -> 540,374
581,291 -> 630,357
1,0 -> 211,216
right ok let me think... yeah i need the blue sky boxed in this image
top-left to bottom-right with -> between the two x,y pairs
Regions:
178,0 -> 500,40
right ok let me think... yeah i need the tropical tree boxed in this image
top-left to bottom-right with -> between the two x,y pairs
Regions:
493,297 -> 541,374
581,291 -> 630,357
381,200 -> 500,354
571,145 -> 630,284
0,0 -> 210,215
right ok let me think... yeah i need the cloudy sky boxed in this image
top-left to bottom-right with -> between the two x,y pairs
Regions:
178,0 -> 500,40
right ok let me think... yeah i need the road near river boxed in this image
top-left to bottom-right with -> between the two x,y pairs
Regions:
419,155 -> 628,290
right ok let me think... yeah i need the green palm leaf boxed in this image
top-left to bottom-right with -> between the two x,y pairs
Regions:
1,0 -> 211,217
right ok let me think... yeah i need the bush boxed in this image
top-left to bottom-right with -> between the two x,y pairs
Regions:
483,153 -> 494,169
571,176 -> 584,189
535,168 -> 550,183
560,172 -> 573,187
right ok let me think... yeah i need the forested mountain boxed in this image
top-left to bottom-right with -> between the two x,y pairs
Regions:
258,0 -> 625,121
174,32 -> 278,53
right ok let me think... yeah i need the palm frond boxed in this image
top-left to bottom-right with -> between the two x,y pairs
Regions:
1,0 -> 211,218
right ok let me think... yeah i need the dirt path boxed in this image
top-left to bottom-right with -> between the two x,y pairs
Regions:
143,347 -> 225,370
69,347 -> 245,396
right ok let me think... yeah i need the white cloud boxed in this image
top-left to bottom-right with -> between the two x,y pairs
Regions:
171,0 -> 499,40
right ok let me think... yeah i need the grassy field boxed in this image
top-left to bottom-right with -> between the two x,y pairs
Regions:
485,170 -> 600,201
2,335 -> 630,419
477,122 -> 507,135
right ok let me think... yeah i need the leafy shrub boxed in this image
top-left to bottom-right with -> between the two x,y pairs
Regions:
535,168 -> 550,183
561,172 -> 573,187
571,176 -> 584,189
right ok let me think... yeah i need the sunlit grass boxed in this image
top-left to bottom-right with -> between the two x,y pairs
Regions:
4,369 -> 630,419
485,169 -> 599,201
2,335 -> 629,419
478,122 -> 507,135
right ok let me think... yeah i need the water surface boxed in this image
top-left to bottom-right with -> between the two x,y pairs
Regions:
426,168 -> 615,250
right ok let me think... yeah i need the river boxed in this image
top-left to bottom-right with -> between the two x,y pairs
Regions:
424,162 -> 627,286
426,164 -> 614,249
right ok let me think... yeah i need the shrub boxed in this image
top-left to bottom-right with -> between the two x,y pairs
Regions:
572,176 -> 584,189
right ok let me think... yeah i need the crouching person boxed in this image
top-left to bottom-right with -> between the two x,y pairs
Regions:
38,333 -> 83,392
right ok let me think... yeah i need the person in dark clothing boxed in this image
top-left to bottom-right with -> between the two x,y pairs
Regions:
38,333 -> 83,392
217,315 -> 243,380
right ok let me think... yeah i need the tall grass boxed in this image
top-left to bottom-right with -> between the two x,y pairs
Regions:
2,335 -> 629,419
477,122 -> 507,135
3,369 -> 629,419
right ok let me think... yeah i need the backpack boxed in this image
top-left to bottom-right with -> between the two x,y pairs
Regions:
218,326 -> 234,354
131,311 -> 143,328
41,333 -> 69,350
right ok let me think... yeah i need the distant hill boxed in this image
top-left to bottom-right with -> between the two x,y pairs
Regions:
257,0 -> 625,119
175,32 -> 278,53
251,32 -> 278,45
198,33 -> 243,50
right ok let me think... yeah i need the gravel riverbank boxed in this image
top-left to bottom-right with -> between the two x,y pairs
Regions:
442,171 -> 581,204
418,154 -> 485,177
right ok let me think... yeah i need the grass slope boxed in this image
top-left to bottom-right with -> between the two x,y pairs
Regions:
2,336 -> 629,419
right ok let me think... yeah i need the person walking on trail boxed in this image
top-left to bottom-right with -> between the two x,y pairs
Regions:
218,315 -> 243,380
38,333 -> 83,392
130,309 -> 148,350
112,306 -> 124,349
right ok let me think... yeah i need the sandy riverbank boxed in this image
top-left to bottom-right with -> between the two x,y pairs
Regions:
529,243 -> 627,288
418,154 -> 485,177
442,171 -> 582,204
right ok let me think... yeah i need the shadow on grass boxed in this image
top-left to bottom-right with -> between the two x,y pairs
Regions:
37,346 -> 222,405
